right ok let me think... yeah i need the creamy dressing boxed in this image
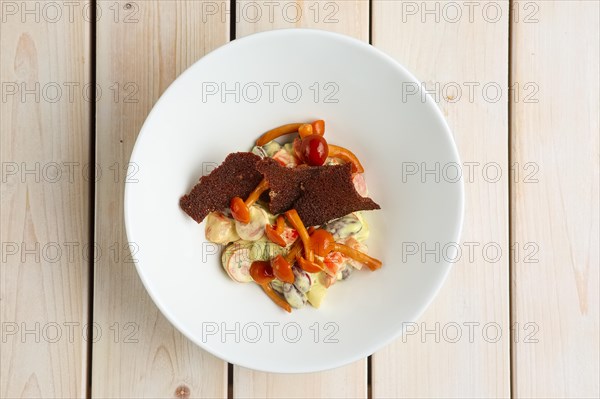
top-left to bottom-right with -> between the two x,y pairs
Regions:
235,206 -> 268,241
221,241 -> 253,283
205,212 -> 239,244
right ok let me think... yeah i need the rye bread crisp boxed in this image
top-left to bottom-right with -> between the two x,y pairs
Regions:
256,158 -> 320,214
293,163 -> 380,226
179,152 -> 263,223
257,158 -> 380,226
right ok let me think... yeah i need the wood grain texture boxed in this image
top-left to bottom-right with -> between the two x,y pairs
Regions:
371,1 -> 510,397
236,0 -> 369,42
92,1 -> 228,397
0,2 -> 90,397
235,363 -> 367,399
511,1 -> 600,397
233,1 -> 368,398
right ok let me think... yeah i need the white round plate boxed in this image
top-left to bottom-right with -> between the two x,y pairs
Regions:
125,29 -> 464,373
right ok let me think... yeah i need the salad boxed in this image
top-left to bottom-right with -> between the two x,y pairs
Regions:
180,120 -> 382,312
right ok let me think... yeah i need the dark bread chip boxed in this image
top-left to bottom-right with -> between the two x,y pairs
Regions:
256,158 -> 320,214
179,152 -> 263,223
293,163 -> 380,227
257,158 -> 380,226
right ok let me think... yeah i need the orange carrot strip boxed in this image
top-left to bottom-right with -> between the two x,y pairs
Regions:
285,209 -> 313,261
261,283 -> 291,313
284,239 -> 303,264
231,178 -> 269,223
328,144 -> 365,173
256,123 -> 304,146
311,120 -> 325,136
332,242 -> 382,271
298,255 -> 335,277
276,215 -> 285,234
271,254 -> 295,284
309,229 -> 335,257
245,178 -> 269,206
296,255 -> 323,273
250,261 -> 275,285
265,224 -> 286,247
298,124 -> 314,138
230,197 -> 250,223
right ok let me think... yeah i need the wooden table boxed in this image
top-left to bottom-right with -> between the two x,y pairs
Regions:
1,1 -> 598,397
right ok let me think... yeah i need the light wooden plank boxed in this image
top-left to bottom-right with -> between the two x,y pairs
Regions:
235,363 -> 366,398
0,1 -> 90,397
92,1 -> 229,397
236,0 -> 369,42
511,1 -> 599,397
233,1 -> 369,398
371,1 -> 509,397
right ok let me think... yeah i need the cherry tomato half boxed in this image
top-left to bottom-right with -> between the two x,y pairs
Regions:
300,134 -> 329,166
